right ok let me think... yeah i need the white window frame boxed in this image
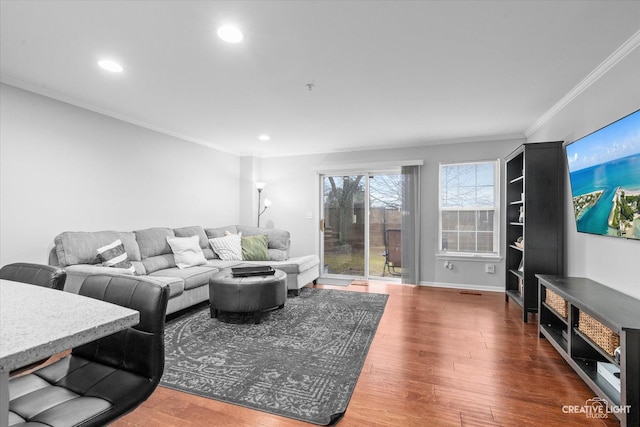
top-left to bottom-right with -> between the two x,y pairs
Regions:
438,160 -> 500,257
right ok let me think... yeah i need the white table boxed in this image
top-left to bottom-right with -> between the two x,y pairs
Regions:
0,279 -> 139,427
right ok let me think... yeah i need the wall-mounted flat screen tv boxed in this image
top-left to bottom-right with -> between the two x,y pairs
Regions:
565,109 -> 640,240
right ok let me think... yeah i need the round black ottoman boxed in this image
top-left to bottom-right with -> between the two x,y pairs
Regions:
208,269 -> 287,324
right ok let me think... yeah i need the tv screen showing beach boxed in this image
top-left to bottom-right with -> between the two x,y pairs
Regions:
566,109 -> 640,240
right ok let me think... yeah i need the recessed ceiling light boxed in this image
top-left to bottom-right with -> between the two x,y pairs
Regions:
98,59 -> 123,73
217,25 -> 244,43
258,134 -> 271,141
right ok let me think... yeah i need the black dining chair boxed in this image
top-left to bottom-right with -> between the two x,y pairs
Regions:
8,275 -> 169,427
2,263 -> 68,375
0,262 -> 67,290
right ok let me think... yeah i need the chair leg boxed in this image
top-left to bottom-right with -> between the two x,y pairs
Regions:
210,306 -> 219,318
390,265 -> 402,276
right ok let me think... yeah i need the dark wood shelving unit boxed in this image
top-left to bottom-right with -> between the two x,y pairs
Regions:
537,275 -> 640,427
504,141 -> 564,322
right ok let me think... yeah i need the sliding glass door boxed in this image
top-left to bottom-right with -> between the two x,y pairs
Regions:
321,172 -> 402,280
322,175 -> 366,277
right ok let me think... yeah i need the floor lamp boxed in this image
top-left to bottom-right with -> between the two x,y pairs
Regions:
255,182 -> 271,227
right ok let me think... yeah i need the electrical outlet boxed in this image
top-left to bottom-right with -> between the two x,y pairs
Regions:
485,264 -> 495,274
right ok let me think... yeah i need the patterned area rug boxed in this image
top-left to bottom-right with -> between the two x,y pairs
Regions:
161,287 -> 388,425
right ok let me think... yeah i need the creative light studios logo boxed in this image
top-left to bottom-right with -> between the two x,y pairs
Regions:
562,397 -> 631,419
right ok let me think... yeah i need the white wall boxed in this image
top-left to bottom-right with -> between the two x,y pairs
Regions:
0,83 -> 241,266
5,42 -> 636,297
259,138 -> 523,291
249,153 -> 325,258
239,155 -> 264,227
527,48 -> 640,299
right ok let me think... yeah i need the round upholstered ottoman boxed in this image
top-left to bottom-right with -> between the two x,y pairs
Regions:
208,269 -> 287,324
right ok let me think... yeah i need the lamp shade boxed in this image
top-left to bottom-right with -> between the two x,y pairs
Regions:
255,182 -> 266,190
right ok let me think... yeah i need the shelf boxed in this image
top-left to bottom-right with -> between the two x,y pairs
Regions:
540,323 -> 568,353
509,200 -> 524,205
509,269 -> 524,280
505,289 -> 523,307
510,175 -> 524,184
574,328 -> 618,365
541,301 -> 568,325
573,357 -> 621,407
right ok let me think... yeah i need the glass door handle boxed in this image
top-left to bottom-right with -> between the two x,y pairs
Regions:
320,219 -> 325,232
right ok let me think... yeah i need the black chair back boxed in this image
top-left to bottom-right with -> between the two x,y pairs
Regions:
74,274 -> 169,395
0,262 -> 66,290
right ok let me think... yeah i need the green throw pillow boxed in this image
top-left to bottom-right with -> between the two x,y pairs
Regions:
241,235 -> 270,261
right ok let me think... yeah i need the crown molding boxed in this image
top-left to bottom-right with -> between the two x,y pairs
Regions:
0,75 -> 237,155
312,159 -> 424,174
257,132 -> 525,159
525,29 -> 640,138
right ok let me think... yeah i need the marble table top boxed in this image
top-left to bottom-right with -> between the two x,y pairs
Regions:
0,279 -> 139,372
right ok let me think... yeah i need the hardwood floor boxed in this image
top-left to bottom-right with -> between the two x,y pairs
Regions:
113,282 -> 620,427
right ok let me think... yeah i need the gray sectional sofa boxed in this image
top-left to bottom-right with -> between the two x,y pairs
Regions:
49,225 -> 320,315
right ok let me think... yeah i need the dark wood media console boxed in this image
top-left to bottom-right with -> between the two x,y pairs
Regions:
537,275 -> 640,427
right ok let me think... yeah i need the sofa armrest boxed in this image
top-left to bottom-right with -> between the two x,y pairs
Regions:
63,264 -> 135,293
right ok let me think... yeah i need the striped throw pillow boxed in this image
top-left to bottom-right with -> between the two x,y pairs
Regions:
208,234 -> 243,261
97,239 -> 136,274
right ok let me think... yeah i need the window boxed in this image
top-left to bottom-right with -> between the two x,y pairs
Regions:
439,161 -> 499,255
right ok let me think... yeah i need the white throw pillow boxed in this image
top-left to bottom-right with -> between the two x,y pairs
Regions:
209,234 -> 243,261
167,235 -> 208,269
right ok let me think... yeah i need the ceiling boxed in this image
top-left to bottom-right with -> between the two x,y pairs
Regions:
1,1 -> 639,158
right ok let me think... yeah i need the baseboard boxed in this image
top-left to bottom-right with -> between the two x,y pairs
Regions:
418,281 -> 503,293
318,277 -> 504,293
317,277 -> 351,286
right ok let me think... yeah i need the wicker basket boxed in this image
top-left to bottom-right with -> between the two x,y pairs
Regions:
545,289 -> 567,318
578,312 -> 620,356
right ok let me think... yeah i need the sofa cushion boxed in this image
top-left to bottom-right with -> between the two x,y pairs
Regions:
233,255 -> 319,275
268,249 -> 288,262
54,231 -> 141,267
167,236 -> 208,269
209,234 -> 243,261
135,228 -> 175,259
204,226 -> 238,239
141,254 -> 176,275
141,275 -> 184,299
174,225 -> 215,259
241,235 -> 270,261
65,264 -> 137,277
148,266 -> 218,291
131,261 -> 146,275
235,226 -> 290,251
96,239 -> 136,274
